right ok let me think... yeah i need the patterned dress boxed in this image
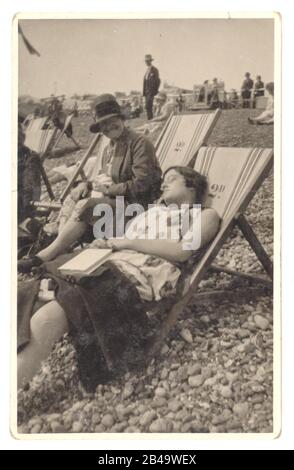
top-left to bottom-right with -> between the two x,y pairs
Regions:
109,205 -> 203,302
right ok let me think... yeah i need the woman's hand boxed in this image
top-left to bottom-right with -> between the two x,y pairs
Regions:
91,183 -> 109,193
107,238 -> 130,251
90,238 -> 130,251
92,174 -> 113,192
90,238 -> 109,248
70,182 -> 89,202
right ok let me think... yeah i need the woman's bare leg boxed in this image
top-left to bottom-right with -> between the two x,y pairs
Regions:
17,301 -> 69,389
37,219 -> 87,262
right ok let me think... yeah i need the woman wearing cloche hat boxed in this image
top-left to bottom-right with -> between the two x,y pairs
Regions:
18,93 -> 162,273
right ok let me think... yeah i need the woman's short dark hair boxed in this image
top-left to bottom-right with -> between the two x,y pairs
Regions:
163,166 -> 207,204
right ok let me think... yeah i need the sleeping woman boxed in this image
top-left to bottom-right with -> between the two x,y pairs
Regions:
17,166 -> 220,391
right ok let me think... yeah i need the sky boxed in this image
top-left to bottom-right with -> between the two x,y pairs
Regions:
18,18 -> 274,99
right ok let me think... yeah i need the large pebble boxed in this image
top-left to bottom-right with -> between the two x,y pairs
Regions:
180,328 -> 193,344
168,399 -> 182,413
50,421 -> 65,433
152,397 -> 167,409
94,424 -> 105,433
160,368 -> 169,380
161,344 -> 169,355
46,413 -> 62,422
122,383 -> 134,400
101,414 -> 115,429
204,375 -> 218,387
30,424 -> 42,434
177,365 -> 188,381
91,413 -> 101,425
251,394 -> 264,404
71,401 -> 86,413
188,364 -> 202,376
211,409 -> 232,426
115,404 -> 125,420
238,329 -> 250,339
254,315 -> 269,330
188,375 -> 204,387
200,315 -> 210,324
219,385 -> 233,399
201,367 -> 213,380
72,421 -> 83,433
154,387 -> 167,398
139,410 -> 157,427
233,403 -> 249,418
149,418 -> 173,433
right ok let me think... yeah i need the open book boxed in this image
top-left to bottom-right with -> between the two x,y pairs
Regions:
58,248 -> 112,276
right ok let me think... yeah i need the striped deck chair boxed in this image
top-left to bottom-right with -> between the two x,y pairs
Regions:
155,109 -> 221,172
24,119 -> 58,161
24,116 -> 49,133
145,145 -> 273,362
24,118 -> 58,201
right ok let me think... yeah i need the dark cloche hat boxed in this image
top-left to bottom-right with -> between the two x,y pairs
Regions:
90,94 -> 123,133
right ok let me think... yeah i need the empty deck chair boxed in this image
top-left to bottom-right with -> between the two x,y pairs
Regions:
23,119 -> 58,201
145,145 -> 273,362
24,114 -> 79,161
24,118 -> 57,160
155,109 -> 221,172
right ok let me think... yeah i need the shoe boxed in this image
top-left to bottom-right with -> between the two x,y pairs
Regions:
247,117 -> 256,125
18,256 -> 43,273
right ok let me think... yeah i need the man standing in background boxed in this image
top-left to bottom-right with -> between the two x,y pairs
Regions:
241,72 -> 254,108
143,54 -> 161,120
254,75 -> 265,98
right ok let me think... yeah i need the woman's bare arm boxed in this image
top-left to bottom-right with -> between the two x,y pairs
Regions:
110,208 -> 220,263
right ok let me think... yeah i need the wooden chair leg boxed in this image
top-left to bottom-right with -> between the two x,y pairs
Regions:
236,214 -> 273,280
38,160 -> 55,200
209,263 -> 273,287
60,133 -> 101,203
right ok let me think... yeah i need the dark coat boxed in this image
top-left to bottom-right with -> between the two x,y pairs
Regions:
143,65 -> 161,97
241,77 -> 254,91
102,127 -> 162,207
18,145 -> 41,222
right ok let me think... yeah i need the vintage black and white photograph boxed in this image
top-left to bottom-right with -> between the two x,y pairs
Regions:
14,14 -> 278,436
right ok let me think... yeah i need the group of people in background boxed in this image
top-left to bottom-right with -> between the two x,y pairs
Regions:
241,72 -> 266,108
240,72 -> 274,125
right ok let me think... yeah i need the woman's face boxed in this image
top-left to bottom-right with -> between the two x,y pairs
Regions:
99,116 -> 124,140
161,169 -> 194,205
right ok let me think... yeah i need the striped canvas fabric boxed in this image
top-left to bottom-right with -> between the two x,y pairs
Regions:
25,117 -> 49,133
24,127 -> 57,157
194,146 -> 273,220
156,110 -> 221,172
179,146 -> 274,291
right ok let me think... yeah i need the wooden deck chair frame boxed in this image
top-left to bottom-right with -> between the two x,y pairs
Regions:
143,145 -> 273,364
50,113 -> 80,153
32,132 -> 103,212
26,115 -> 82,208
